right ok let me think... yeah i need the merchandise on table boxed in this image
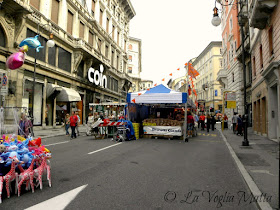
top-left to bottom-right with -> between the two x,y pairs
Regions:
143,118 -> 183,126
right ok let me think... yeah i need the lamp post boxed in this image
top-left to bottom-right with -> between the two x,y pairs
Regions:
30,23 -> 55,126
211,0 -> 249,146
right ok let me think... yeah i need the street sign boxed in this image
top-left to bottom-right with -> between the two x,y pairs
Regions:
226,101 -> 236,109
0,73 -> 8,96
225,92 -> 236,101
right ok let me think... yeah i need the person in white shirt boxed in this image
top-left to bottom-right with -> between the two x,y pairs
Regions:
75,111 -> 80,136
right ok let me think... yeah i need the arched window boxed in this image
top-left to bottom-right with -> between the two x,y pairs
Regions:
0,26 -> 6,47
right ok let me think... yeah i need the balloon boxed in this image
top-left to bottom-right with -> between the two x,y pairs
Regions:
19,35 -> 44,52
5,45 -> 28,70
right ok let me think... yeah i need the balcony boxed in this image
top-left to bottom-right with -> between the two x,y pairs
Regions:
216,69 -> 227,87
250,0 -> 278,29
235,35 -> 250,61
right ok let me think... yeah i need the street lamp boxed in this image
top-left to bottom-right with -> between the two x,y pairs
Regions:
31,23 -> 55,126
211,0 -> 249,146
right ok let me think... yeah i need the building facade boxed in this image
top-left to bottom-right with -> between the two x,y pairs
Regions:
0,0 -> 135,129
192,42 -> 223,113
127,36 -> 142,92
249,0 -> 279,140
139,79 -> 153,91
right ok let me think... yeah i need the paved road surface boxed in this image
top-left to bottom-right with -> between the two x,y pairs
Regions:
1,130 -> 258,210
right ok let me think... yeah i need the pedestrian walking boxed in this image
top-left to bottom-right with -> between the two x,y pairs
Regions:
199,113 -> 206,130
237,115 -> 243,136
206,114 -> 211,132
70,111 -> 78,139
18,113 -> 33,138
194,113 -> 199,127
75,111 -> 80,136
223,114 -> 228,129
211,115 -> 216,131
232,113 -> 238,134
64,113 -> 70,136
187,112 -> 194,137
197,114 -> 201,128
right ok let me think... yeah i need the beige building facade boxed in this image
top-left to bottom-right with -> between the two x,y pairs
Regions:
0,0 -> 135,129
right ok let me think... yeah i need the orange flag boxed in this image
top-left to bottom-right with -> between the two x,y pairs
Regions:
154,83 -> 157,86
147,88 -> 150,91
193,89 -> 197,96
162,78 -> 165,81
177,68 -> 180,71
138,93 -> 142,96
187,63 -> 199,79
169,73 -> 172,76
132,98 -> 136,103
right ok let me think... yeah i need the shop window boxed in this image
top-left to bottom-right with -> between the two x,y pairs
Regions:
77,60 -> 84,78
26,28 -> 46,62
48,45 -> 56,66
58,47 -> 71,72
0,26 -> 6,47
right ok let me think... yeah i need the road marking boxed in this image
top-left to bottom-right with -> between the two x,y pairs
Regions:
25,184 -> 88,210
88,142 -> 123,155
251,170 -> 275,176
194,140 -> 222,143
45,141 -> 69,146
197,133 -> 217,137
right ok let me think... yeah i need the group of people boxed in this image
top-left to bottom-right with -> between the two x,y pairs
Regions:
197,113 -> 217,132
232,113 -> 244,136
64,111 -> 80,139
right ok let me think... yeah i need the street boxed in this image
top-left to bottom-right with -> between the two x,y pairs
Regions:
1,129 -> 259,210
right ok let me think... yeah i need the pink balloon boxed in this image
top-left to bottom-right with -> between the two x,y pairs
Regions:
6,51 -> 25,70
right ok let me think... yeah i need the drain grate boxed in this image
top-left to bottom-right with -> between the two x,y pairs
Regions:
236,153 -> 270,166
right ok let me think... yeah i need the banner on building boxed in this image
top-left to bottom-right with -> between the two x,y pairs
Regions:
143,126 -> 182,136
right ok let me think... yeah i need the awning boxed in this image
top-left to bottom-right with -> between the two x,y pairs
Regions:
56,87 -> 81,102
46,84 -> 62,98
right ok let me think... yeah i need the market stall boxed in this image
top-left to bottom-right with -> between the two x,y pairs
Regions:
126,84 -> 194,139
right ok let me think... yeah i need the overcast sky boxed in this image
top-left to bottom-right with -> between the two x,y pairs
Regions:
129,0 -> 222,85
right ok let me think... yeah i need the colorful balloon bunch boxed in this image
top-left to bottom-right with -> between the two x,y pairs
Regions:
6,35 -> 44,70
0,135 -> 51,203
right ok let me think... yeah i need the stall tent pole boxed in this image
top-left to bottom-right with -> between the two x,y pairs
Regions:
183,64 -> 189,142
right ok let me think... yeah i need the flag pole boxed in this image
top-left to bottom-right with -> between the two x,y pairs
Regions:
183,63 -> 189,142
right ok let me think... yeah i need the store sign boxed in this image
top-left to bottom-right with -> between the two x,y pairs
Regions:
225,92 -> 236,109
88,64 -> 107,88
143,126 -> 182,136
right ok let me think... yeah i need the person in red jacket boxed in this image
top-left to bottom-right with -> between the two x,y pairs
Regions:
70,111 -> 78,139
187,112 -> 194,137
199,113 -> 206,130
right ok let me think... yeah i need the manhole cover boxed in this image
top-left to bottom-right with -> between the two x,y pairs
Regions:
236,153 -> 270,166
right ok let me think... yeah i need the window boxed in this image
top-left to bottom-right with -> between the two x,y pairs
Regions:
111,50 -> 114,66
117,31 -> 120,45
260,44 -> 263,69
106,18 -> 109,33
30,0 -> 40,10
67,11 -> 73,35
88,31 -> 94,46
112,25 -> 115,39
105,45 -> 109,58
128,67 -> 132,73
253,56 -> 256,76
0,26 -> 6,47
229,17 -> 233,31
128,55 -> 132,61
91,0 -> 95,16
128,44 -> 132,50
268,26 -> 273,56
219,59 -> 223,68
124,40 -> 126,51
51,0 -> 59,24
48,44 -> 56,66
97,38 -> 102,52
26,28 -> 46,62
99,9 -> 103,26
116,55 -> 119,70
232,72 -> 234,82
123,61 -> 127,73
79,22 -> 84,39
77,60 -> 84,78
58,47 -> 71,72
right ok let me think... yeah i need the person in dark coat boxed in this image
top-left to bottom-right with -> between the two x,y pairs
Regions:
237,115 -> 243,136
206,114 -> 211,132
211,115 -> 216,131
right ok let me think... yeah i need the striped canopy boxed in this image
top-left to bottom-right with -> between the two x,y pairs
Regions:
127,84 -> 188,104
